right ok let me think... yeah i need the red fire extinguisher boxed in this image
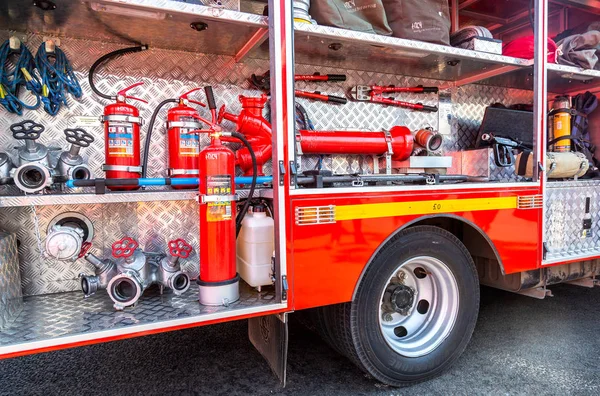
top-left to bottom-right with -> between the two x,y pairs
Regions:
197,86 -> 240,306
166,88 -> 206,188
101,82 -> 147,191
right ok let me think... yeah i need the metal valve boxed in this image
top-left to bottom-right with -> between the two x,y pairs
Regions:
55,128 -> 94,181
80,236 -> 191,310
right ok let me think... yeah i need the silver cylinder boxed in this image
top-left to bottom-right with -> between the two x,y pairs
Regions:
293,0 -> 314,24
11,163 -> 52,193
158,256 -> 190,295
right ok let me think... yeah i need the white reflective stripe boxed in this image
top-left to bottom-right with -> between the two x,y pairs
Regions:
167,121 -> 202,129
168,168 -> 199,176
101,115 -> 144,125
102,164 -> 143,173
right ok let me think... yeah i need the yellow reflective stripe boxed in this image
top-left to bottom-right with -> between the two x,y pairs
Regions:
335,197 -> 518,221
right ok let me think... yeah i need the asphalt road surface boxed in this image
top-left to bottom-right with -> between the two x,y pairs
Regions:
1,284 -> 599,395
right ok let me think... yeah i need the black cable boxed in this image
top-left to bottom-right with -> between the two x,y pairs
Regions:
529,0 -> 534,33
88,45 -> 147,100
231,131 -> 257,237
142,99 -> 178,178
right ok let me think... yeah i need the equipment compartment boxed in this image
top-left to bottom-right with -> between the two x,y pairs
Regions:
0,0 -> 285,356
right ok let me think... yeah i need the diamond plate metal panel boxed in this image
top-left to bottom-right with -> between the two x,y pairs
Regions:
0,282 -> 275,347
545,181 -> 600,262
0,233 -> 23,329
0,200 -> 201,296
0,1 -> 264,56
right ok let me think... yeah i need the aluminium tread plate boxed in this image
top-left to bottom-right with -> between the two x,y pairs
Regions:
0,282 -> 276,350
293,22 -> 531,85
547,63 -> 600,94
0,191 -> 198,208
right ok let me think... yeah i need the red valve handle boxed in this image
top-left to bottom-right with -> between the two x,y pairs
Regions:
117,82 -> 148,104
78,241 -> 93,259
168,239 -> 192,259
111,237 -> 139,258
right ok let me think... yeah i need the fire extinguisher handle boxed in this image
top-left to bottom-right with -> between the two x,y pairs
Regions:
124,95 -> 148,104
204,86 -> 217,110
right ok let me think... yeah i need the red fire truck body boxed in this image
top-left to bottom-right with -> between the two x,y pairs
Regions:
0,0 -> 598,388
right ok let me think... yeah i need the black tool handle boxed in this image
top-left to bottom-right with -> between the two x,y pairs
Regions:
326,74 -> 347,82
418,86 -> 439,93
204,86 -> 217,110
328,95 -> 348,104
421,105 -> 439,112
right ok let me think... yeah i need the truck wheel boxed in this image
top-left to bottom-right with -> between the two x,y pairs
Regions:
329,226 -> 480,386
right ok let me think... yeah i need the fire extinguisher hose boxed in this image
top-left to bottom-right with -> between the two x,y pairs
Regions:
142,98 -> 178,178
230,131 -> 257,237
88,45 -> 148,100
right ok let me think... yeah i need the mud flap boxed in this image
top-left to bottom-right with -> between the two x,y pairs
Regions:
248,313 -> 288,386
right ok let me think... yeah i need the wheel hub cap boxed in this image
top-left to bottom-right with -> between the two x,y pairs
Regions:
378,256 -> 460,358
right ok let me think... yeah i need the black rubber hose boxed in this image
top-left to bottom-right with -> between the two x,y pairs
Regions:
231,131 -> 257,237
142,99 -> 178,178
89,45 -> 147,100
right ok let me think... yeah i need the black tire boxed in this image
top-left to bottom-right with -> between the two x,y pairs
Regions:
323,226 -> 480,386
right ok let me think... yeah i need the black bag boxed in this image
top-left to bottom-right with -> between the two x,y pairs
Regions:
382,0 -> 451,45
310,0 -> 393,36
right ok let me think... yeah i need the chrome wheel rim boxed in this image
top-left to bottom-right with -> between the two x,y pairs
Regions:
378,256 -> 460,358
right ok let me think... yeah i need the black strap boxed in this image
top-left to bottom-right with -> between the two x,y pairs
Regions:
517,150 -> 531,176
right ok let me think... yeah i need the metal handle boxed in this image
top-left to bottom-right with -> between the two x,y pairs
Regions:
326,74 -> 346,82
78,242 -> 93,259
117,82 -> 147,104
64,128 -> 95,148
204,86 -> 217,110
168,239 -> 192,259
10,120 -> 44,140
111,236 -> 139,258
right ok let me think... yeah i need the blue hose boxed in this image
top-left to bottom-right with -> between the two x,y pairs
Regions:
35,42 -> 82,116
0,40 -> 43,114
65,176 -> 273,188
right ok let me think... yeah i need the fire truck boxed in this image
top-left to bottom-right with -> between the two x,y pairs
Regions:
0,0 -> 599,388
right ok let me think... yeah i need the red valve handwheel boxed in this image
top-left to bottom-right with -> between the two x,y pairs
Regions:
78,242 -> 93,259
168,239 -> 192,259
112,237 -> 139,258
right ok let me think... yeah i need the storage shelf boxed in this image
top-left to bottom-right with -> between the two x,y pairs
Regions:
293,23 -> 532,88
0,187 -> 272,208
0,283 -> 280,356
547,63 -> 600,94
0,190 -> 198,208
0,0 -> 268,56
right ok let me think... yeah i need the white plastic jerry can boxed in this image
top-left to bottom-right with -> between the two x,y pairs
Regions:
236,204 -> 275,288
